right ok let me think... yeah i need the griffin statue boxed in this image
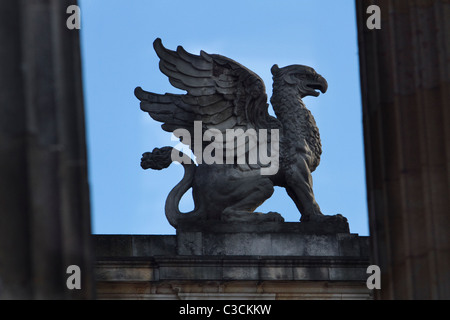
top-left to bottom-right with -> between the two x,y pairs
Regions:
135,38 -> 347,230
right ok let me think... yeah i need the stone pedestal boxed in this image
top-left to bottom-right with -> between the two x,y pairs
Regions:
94,222 -> 372,300
177,230 -> 367,257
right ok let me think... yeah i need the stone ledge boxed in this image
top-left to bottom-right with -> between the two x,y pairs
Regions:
94,233 -> 369,257
96,255 -> 370,282
94,234 -> 372,300
177,219 -> 350,234
95,235 -> 177,257
178,232 -> 369,256
96,280 -> 372,300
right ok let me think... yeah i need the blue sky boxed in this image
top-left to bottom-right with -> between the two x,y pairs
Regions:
79,0 -> 369,236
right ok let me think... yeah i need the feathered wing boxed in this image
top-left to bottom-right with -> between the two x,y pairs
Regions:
135,38 -> 274,168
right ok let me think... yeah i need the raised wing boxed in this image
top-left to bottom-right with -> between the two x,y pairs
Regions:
135,38 -> 272,166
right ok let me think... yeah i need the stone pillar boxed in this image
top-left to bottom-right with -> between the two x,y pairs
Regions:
0,0 -> 94,299
356,0 -> 450,299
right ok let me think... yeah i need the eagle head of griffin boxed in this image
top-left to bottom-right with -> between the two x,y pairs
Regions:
271,64 -> 328,98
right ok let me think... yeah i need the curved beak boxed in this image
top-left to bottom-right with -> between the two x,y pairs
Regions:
305,74 -> 328,97
317,75 -> 328,94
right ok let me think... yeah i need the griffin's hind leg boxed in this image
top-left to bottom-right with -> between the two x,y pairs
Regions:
221,178 -> 284,223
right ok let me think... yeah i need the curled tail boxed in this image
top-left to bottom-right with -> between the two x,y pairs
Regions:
141,147 -> 200,228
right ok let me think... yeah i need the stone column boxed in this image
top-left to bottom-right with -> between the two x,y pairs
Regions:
356,0 -> 450,299
0,0 -> 94,299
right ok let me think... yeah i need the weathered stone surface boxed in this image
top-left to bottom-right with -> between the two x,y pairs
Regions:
94,233 -> 371,299
94,233 -> 368,258
177,219 -> 349,234
92,211 -> 367,299
96,280 -> 372,300
177,232 -> 366,256
95,235 -> 177,257
96,256 -> 370,282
